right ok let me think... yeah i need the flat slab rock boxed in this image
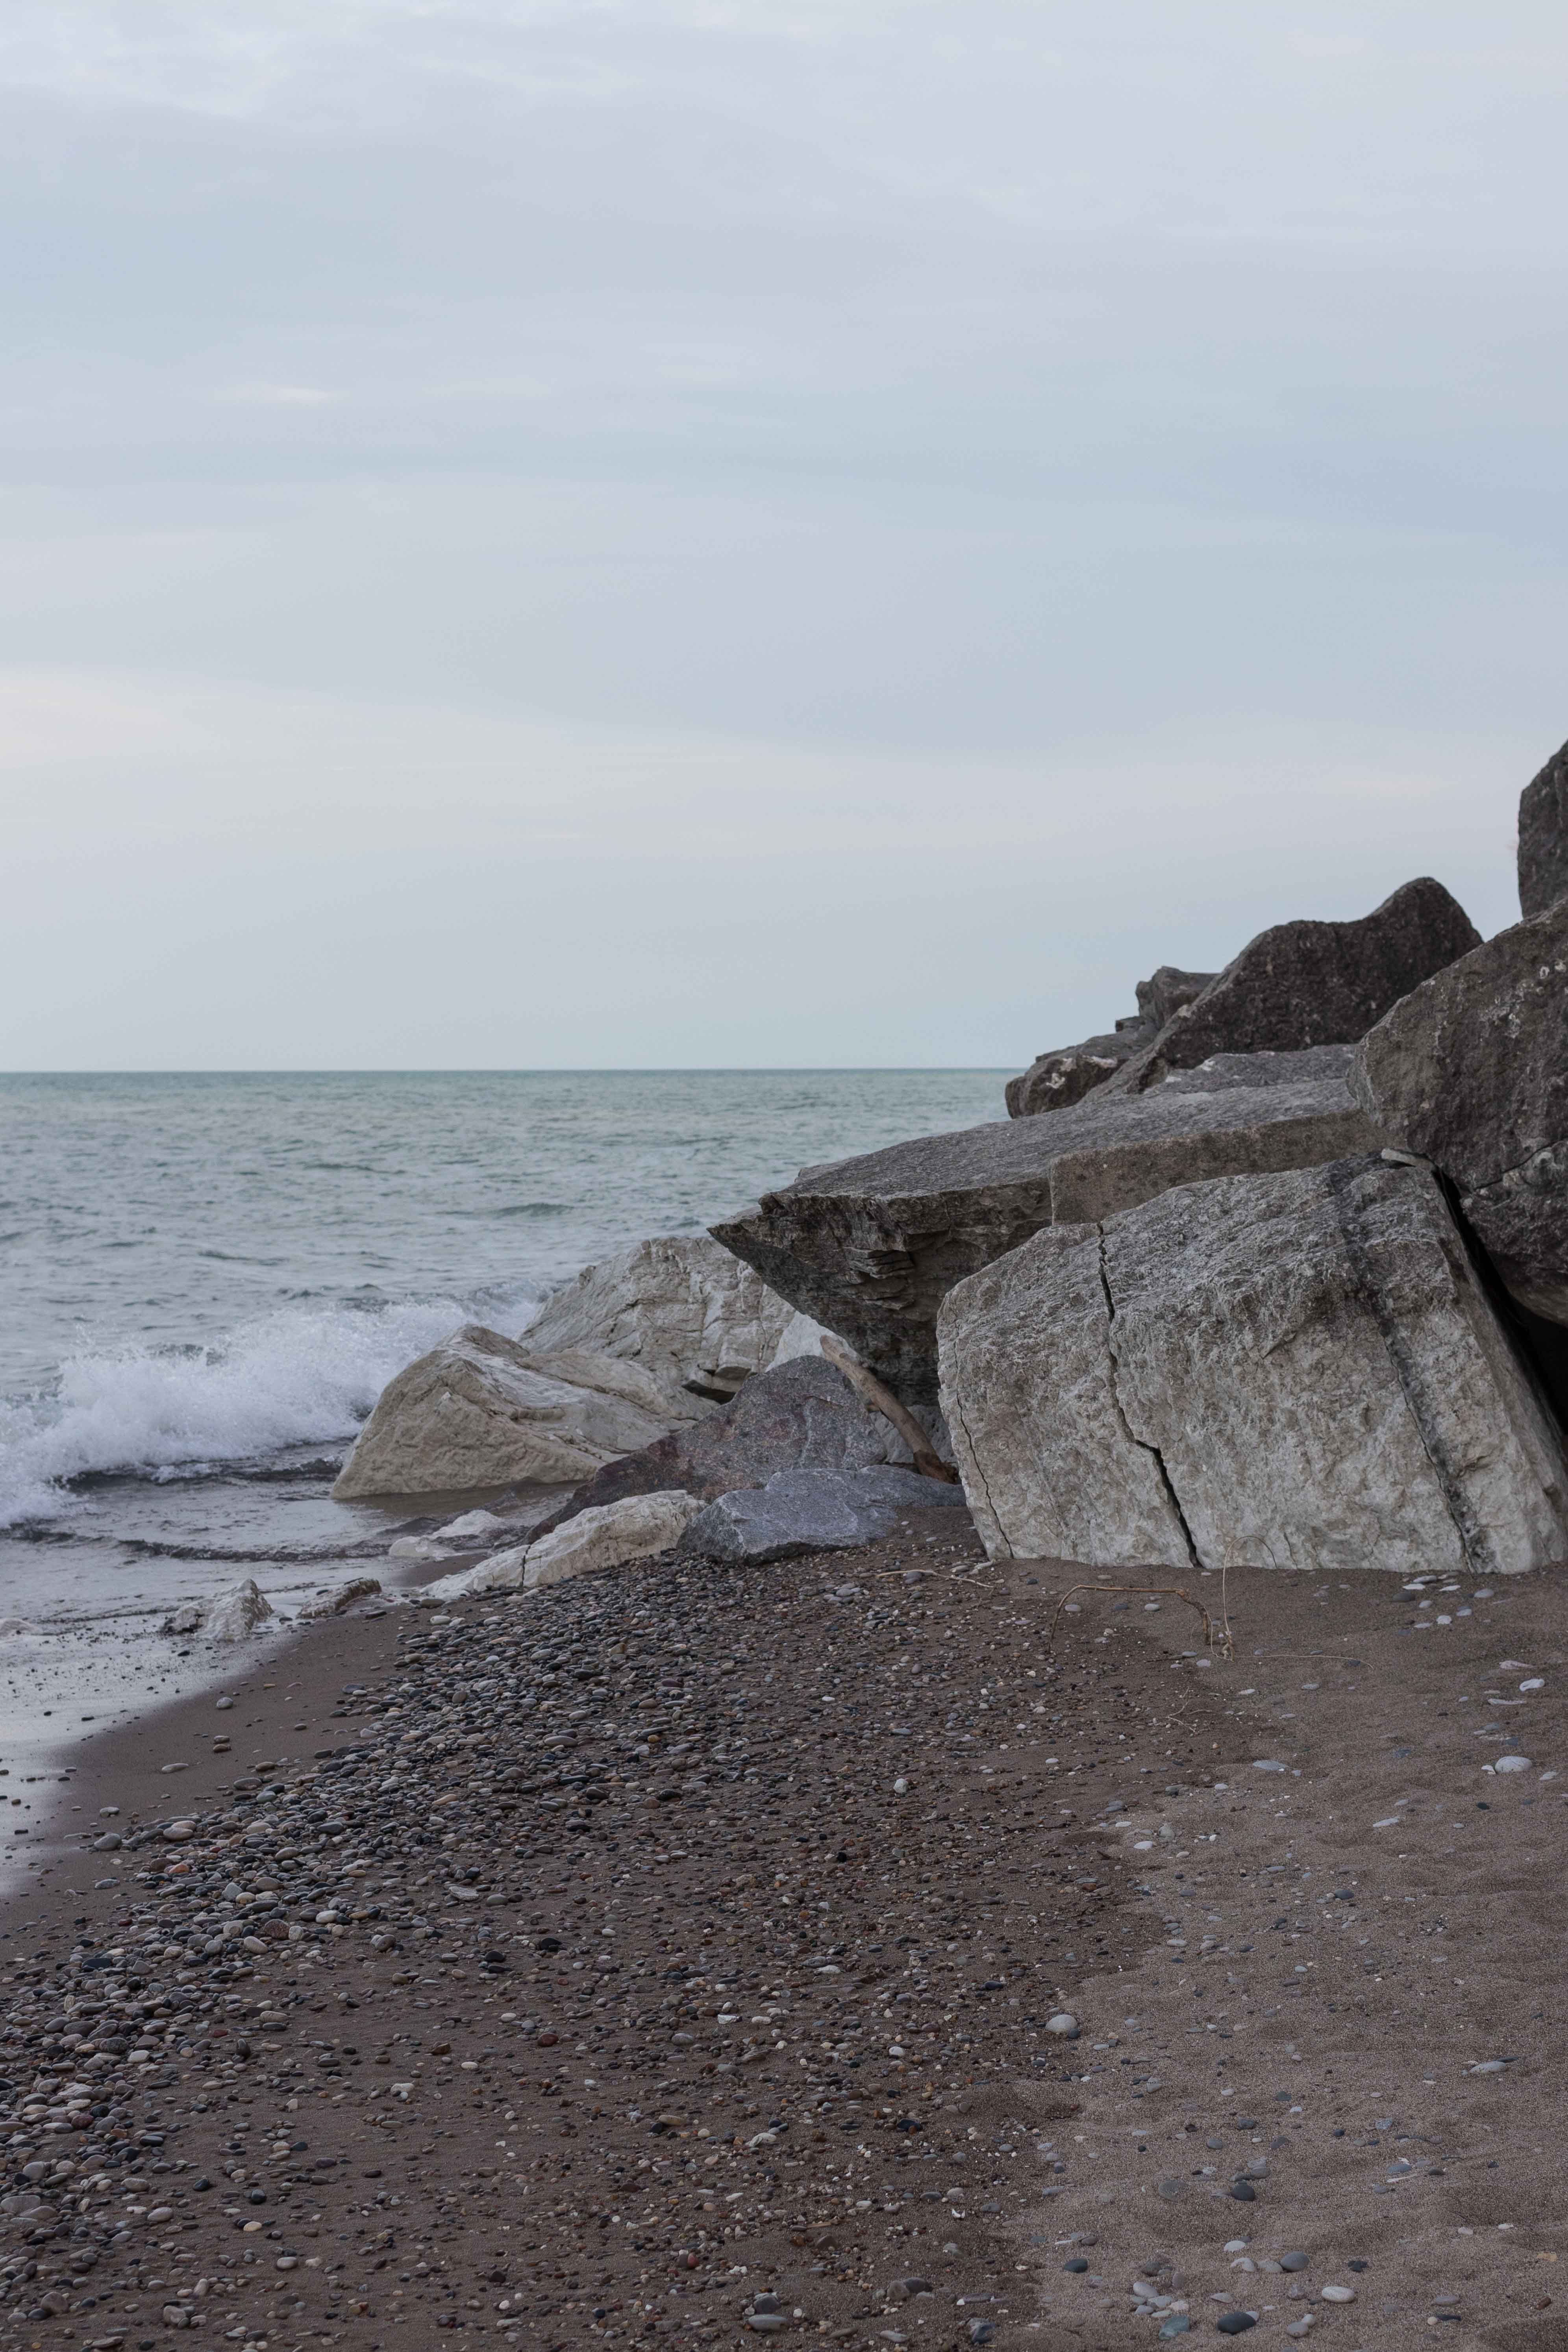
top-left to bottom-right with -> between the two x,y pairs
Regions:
681,1465 -> 969,1564
937,1154 -> 1568,1579
1354,896 -> 1568,1327
533,1355 -> 921,1532
713,1069 -> 1381,1402
1105,876 -> 1480,1094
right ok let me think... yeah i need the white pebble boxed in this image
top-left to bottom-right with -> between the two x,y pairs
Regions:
1520,1678 -> 1545,1692
1046,2012 -> 1079,2037
1494,1755 -> 1532,1774
1320,2285 -> 1356,2303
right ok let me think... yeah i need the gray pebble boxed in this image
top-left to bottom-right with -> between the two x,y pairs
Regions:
1281,2252 -> 1309,2272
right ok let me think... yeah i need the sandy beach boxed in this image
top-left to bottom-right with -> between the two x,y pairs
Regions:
0,1524 -> 1558,2352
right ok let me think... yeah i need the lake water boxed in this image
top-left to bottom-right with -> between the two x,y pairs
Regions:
0,1069 -> 1004,1764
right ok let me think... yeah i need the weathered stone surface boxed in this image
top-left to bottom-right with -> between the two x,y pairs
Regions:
1157,1044 -> 1357,1093
524,1491 -> 703,1590
713,1076 -> 1383,1401
521,1234 -> 798,1400
1006,967 -> 1215,1117
205,1578 -> 276,1642
1106,878 -> 1480,1094
535,1356 -> 915,1529
299,1576 -> 382,1619
331,1325 -> 705,1500
1518,737 -> 1568,918
1352,898 -> 1568,1324
681,1465 -> 968,1565
937,1156 -> 1568,1578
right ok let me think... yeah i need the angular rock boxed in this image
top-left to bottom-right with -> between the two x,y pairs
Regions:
1006,968 -> 1215,1117
331,1326 -> 705,1500
1518,736 -> 1568,917
681,1465 -> 968,1566
298,1577 -> 382,1620
520,1235 -> 798,1401
1107,877 -> 1480,1093
524,1489 -> 703,1590
535,1356 -> 917,1530
714,1075 -> 1383,1402
937,1155 -> 1568,1578
416,1546 -> 532,1605
205,1578 -> 276,1642
1353,898 -> 1568,1327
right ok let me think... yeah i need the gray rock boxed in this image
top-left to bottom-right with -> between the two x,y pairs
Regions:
715,1076 -> 1381,1402
1157,1045 -> 1358,1093
332,1326 -> 707,1500
937,1155 -> 1568,1578
1518,737 -> 1568,917
520,1233 -> 800,1401
1006,968 -> 1214,1116
680,1464 -> 966,1565
1106,878 -> 1480,1095
535,1356 -> 919,1530
1353,898 -> 1568,1326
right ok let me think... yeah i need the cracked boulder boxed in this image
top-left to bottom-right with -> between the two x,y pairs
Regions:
680,1464 -> 969,1565
1103,876 -> 1480,1094
520,1233 -> 802,1402
1353,896 -> 1568,1327
712,1070 -> 1381,1404
1518,735 -> 1568,918
937,1155 -> 1568,1578
331,1326 -> 707,1500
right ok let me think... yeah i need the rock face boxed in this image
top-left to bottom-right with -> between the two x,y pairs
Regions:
520,1235 -> 799,1401
1106,878 -> 1479,1095
713,1073 -> 1383,1402
534,1356 -> 916,1529
524,1491 -> 703,1590
1006,967 -> 1215,1117
1352,898 -> 1568,1326
205,1578 -> 276,1642
680,1465 -> 969,1566
331,1326 -> 705,1500
1518,737 -> 1568,918
937,1156 -> 1568,1579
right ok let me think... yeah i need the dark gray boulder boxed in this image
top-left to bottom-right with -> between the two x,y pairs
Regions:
531,1355 -> 915,1531
713,1070 -> 1383,1402
1157,1044 -> 1358,1093
1518,737 -> 1568,918
1106,878 -> 1480,1095
680,1464 -> 969,1565
937,1156 -> 1568,1578
1005,967 -> 1214,1117
1352,896 -> 1568,1326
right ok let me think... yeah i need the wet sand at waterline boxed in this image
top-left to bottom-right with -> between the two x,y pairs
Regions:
0,1535 -> 1562,2352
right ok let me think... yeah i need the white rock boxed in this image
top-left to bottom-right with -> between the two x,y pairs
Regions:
1320,2285 -> 1356,2303
524,1491 -> 703,1591
1493,1754 -> 1533,1773
1046,2012 -> 1080,2037
521,1235 -> 799,1401
431,1508 -> 515,1544
298,1577 -> 382,1620
766,1309 -> 835,1368
387,1535 -> 455,1563
332,1325 -> 706,1500
415,1546 -> 532,1606
938,1157 -> 1568,1577
205,1580 -> 274,1643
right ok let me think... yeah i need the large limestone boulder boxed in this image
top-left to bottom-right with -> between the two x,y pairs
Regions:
1105,877 -> 1479,1095
713,1069 -> 1383,1402
1352,898 -> 1568,1326
1006,967 -> 1215,1117
331,1325 -> 705,1500
937,1156 -> 1568,1580
531,1356 -> 918,1530
521,1234 -> 798,1401
1518,737 -> 1568,918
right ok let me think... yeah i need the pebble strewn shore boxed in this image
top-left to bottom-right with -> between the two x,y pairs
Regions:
0,1539 -> 1565,2352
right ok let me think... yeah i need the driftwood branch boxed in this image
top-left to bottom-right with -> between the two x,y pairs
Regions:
1046,1577 -> 1235,1660
818,1335 -> 961,1485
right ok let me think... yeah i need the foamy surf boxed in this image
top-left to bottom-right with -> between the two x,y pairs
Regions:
0,1290 -> 539,1530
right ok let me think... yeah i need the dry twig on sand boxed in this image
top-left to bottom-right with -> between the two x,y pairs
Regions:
1047,1574 -> 1235,1660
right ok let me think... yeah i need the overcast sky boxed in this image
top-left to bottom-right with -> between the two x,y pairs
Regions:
2,0 -> 1564,1070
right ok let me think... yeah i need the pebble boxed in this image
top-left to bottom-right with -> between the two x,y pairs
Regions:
1216,2316 -> 1257,2337
1251,1760 -> 1286,1773
1494,1755 -> 1532,1773
1280,2251 -> 1309,2271
1046,2012 -> 1080,2037
1229,2180 -> 1256,2201
1320,2284 -> 1357,2303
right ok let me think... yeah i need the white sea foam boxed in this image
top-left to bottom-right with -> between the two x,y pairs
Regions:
0,1293 -> 538,1529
